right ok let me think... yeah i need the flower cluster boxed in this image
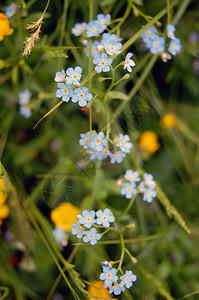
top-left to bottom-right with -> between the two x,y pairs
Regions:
18,89 -> 32,118
79,131 -> 133,164
72,209 -> 115,245
55,66 -> 93,107
121,170 -> 157,203
100,262 -> 137,296
71,14 -> 135,73
141,24 -> 181,58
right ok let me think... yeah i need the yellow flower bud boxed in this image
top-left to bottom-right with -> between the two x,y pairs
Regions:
0,13 -> 14,42
139,131 -> 160,155
160,113 -> 177,128
50,202 -> 80,232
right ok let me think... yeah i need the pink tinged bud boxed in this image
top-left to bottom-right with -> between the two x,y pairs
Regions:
77,214 -> 82,220
82,39 -> 88,45
96,45 -> 104,52
61,240 -> 68,247
116,179 -> 122,186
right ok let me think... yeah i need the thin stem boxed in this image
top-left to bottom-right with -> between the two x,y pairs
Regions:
117,224 -> 125,273
167,0 -> 171,24
119,195 -> 136,218
109,4 -> 131,33
42,0 -> 51,16
59,0 -> 69,46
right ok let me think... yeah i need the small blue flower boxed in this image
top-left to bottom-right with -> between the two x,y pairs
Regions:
97,14 -> 111,31
124,53 -> 136,72
102,261 -> 112,272
66,66 -> 82,86
72,87 -> 92,107
146,35 -> 165,54
100,267 -> 118,285
19,105 -> 32,118
110,151 -> 126,164
56,83 -> 73,102
5,3 -> 17,18
93,52 -> 113,73
143,189 -> 157,203
72,22 -> 87,36
79,210 -> 96,228
86,20 -> 102,37
71,224 -> 84,239
54,70 -> 66,83
141,26 -> 156,43
104,40 -> 122,55
168,38 -> 181,55
124,170 -> 141,183
167,24 -> 176,40
91,132 -> 107,151
96,209 -> 115,227
116,134 -> 133,153
137,181 -> 146,193
144,173 -> 156,188
52,226 -> 67,243
88,149 -> 101,161
121,182 -> 137,199
83,228 -> 101,245
86,41 -> 101,57
101,33 -> 122,47
109,283 -> 125,295
79,132 -> 91,149
18,89 -> 32,105
120,271 -> 137,289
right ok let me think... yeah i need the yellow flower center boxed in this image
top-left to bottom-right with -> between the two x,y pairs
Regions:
89,234 -> 94,238
115,154 -> 120,158
86,138 -> 89,142
107,273 -> 112,278
73,75 -> 77,79
147,192 -> 151,196
92,27 -> 97,32
79,93 -> 84,98
130,176 -> 134,180
96,139 -> 100,144
101,61 -> 105,66
153,41 -> 159,47
100,20 -> 105,24
125,277 -> 130,282
127,187 -> 132,192
126,60 -> 129,65
86,217 -> 91,222
63,88 -> 68,93
102,216 -> 107,221
110,46 -> 115,51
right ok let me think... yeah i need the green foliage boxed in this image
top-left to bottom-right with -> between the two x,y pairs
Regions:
0,0 -> 199,299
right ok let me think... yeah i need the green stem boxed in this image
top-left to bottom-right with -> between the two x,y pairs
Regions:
42,0 -> 51,16
167,0 -> 171,24
119,195 -> 136,218
59,0 -> 69,46
117,225 -> 125,273
109,4 -> 131,33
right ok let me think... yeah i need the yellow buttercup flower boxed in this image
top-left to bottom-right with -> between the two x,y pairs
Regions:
50,202 -> 80,232
0,13 -> 14,42
160,113 -> 177,128
88,280 -> 112,299
0,178 -> 9,226
139,131 -> 160,155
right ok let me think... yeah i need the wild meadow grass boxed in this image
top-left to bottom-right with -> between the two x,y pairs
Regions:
0,0 -> 199,299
